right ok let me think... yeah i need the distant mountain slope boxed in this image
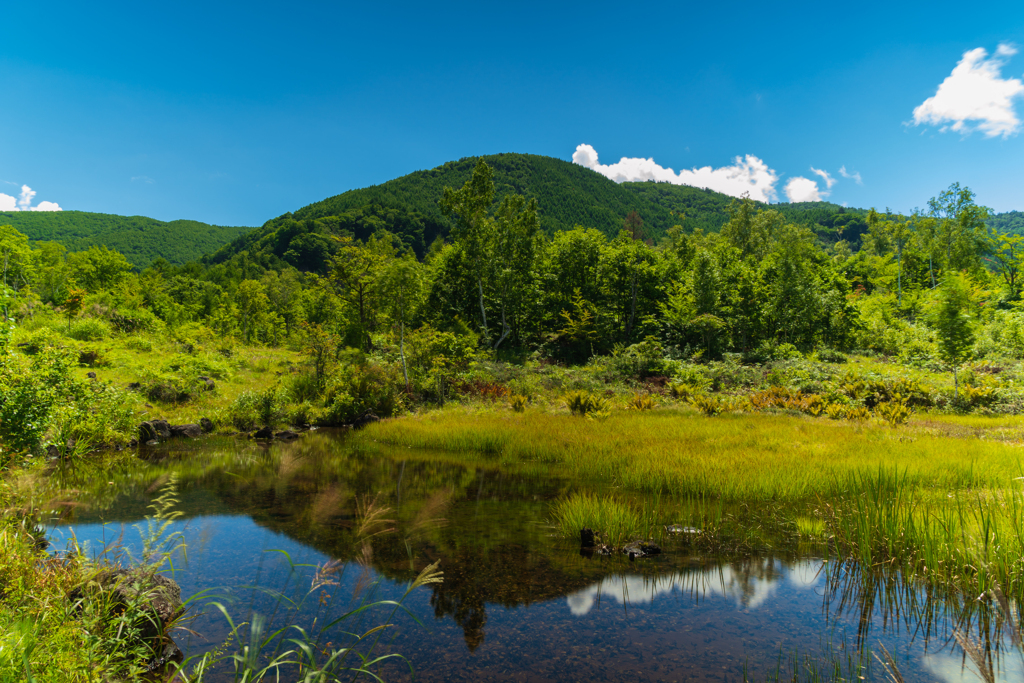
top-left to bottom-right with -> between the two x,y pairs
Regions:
0,210 -> 252,268
988,210 -> 1024,236
202,152 -> 1017,272
206,153 -> 879,271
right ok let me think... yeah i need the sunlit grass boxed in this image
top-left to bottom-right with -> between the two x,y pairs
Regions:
362,409 -> 1024,500
552,493 -> 660,547
362,407 -> 1024,600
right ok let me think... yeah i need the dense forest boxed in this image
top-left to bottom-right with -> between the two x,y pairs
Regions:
3,156 -> 1024,461
0,210 -> 252,268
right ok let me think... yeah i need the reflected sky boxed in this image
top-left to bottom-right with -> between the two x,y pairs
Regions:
566,559 -> 826,617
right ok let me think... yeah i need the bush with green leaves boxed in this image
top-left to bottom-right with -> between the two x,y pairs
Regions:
603,338 -> 669,380
319,361 -> 403,426
69,317 -> 112,342
564,390 -> 609,417
228,387 -> 285,430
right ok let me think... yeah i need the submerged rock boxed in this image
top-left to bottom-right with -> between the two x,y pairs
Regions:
621,541 -> 662,560
274,430 -> 299,440
580,527 -> 596,548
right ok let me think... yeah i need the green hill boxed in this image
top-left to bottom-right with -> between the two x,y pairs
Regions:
0,210 -> 252,268
206,153 -> 881,271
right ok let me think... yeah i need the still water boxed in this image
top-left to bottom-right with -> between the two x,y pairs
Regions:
45,431 -> 1022,682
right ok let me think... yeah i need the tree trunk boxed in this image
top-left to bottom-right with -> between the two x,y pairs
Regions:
897,249 -> 902,306
494,297 -> 511,350
399,316 -> 409,392
478,278 -> 489,341
627,270 -> 637,341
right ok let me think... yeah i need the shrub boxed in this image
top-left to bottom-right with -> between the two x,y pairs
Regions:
845,406 -> 870,422
825,403 -> 847,420
691,394 -> 724,416
318,362 -> 404,426
124,337 -> 153,352
875,399 -> 912,427
69,318 -> 111,342
626,393 -> 656,411
815,347 -> 848,364
509,394 -> 529,412
227,389 -> 285,430
604,338 -> 668,380
288,401 -> 321,426
285,371 -> 320,404
564,390 -> 609,417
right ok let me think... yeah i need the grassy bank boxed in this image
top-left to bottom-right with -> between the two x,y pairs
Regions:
362,408 -> 1023,499
360,407 -> 1024,601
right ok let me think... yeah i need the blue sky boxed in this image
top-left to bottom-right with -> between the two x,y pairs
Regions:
2,1 -> 1023,226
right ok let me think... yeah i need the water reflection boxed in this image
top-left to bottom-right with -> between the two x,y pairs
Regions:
566,559 -> 824,617
40,431 -> 1022,682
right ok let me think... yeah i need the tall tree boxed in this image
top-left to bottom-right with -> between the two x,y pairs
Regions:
439,159 -> 496,341
928,183 -> 990,272
931,273 -> 975,400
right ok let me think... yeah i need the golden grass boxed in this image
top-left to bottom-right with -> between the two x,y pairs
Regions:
362,408 -> 1024,501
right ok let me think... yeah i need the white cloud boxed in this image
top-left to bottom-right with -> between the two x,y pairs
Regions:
573,143 -> 779,202
839,165 -> 863,185
912,43 -> 1024,138
131,176 -> 154,184
785,176 -> 823,202
810,167 -> 836,190
17,185 -> 35,211
0,184 -> 62,212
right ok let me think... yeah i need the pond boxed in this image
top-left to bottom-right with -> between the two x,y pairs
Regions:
44,431 -> 1023,682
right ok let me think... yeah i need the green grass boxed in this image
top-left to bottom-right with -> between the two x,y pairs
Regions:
552,492 -> 662,547
362,408 -> 1023,500
360,407 -> 1024,601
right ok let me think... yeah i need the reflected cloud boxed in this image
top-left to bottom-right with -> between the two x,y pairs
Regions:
923,650 -> 1024,683
567,558 -> 823,616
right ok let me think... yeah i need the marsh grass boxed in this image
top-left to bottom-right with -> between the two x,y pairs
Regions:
552,492 -> 663,547
363,409 -> 1024,602
362,410 -> 1022,500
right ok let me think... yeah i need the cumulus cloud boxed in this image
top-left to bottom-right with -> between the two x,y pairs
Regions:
839,165 -> 863,185
572,143 -> 779,202
785,176 -> 824,202
0,184 -> 62,212
810,167 -> 836,190
912,43 -> 1024,138
17,185 -> 35,210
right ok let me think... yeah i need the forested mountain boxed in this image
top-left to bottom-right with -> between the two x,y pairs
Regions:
0,210 -> 252,268
205,153 -> 876,270
988,210 -> 1024,236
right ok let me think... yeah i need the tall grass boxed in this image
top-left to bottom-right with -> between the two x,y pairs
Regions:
362,409 -> 1024,602
361,410 -> 1021,500
552,493 -> 662,546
